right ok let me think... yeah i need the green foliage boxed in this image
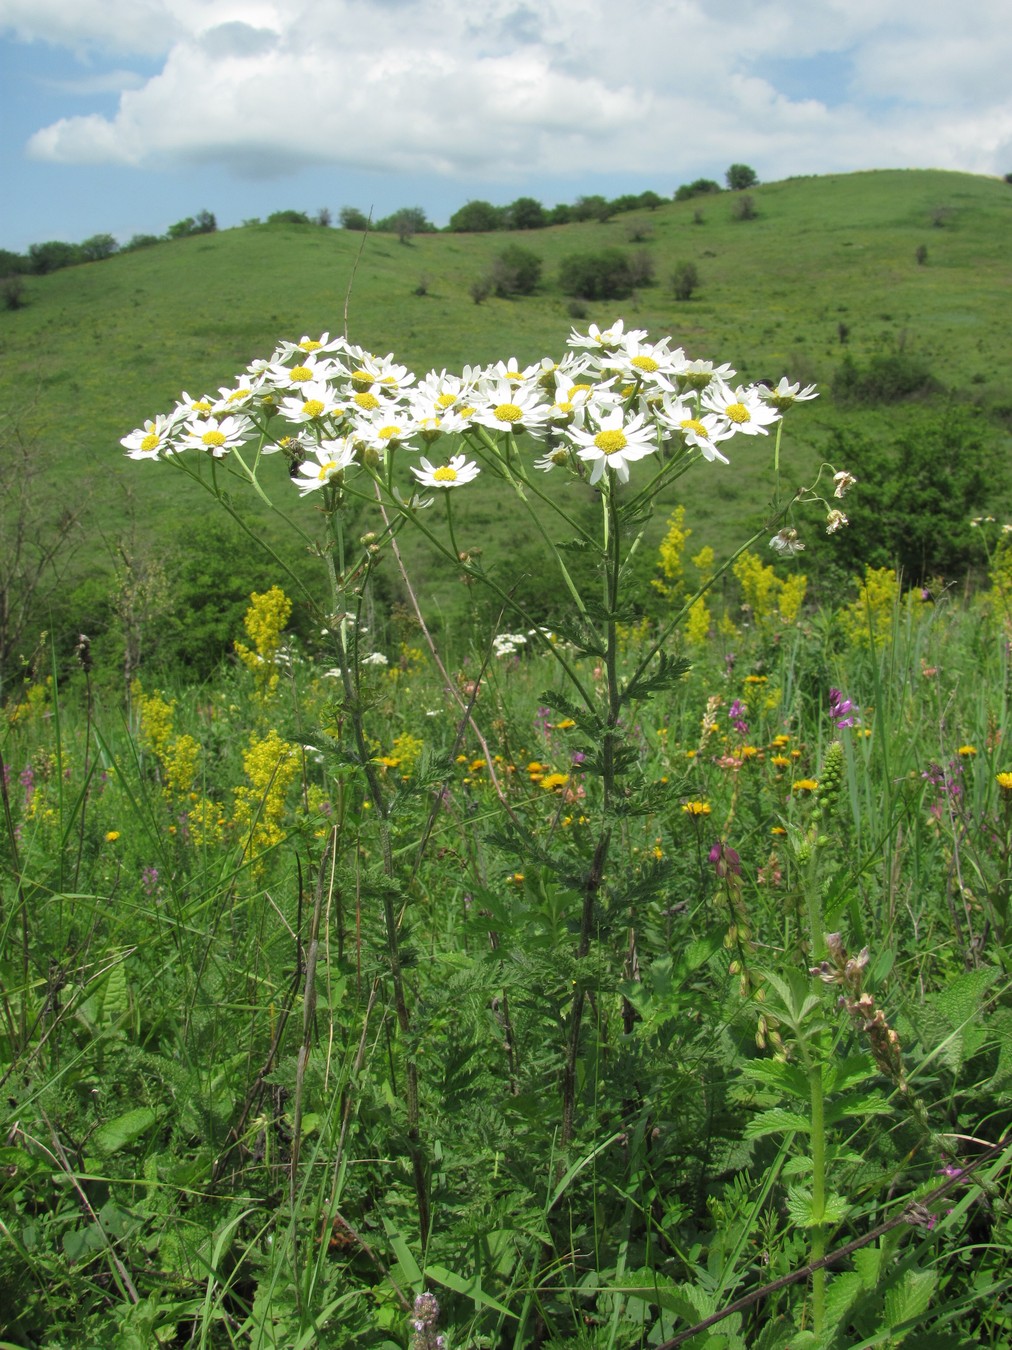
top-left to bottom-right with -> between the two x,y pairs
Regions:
672,260 -> 700,301
266,209 -> 312,225
374,206 -> 436,240
809,405 -> 1006,583
448,198 -> 504,231
166,210 -> 217,238
80,232 -> 119,261
27,239 -> 83,274
1,275 -> 26,311
558,247 -> 635,299
122,232 -> 161,251
505,195 -> 547,229
339,205 -> 371,231
727,163 -> 759,190
0,247 -> 28,275
489,243 -> 543,297
832,347 -> 942,405
675,177 -> 722,201
731,193 -> 758,220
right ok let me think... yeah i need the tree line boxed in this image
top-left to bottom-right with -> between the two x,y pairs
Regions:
0,166 -> 760,301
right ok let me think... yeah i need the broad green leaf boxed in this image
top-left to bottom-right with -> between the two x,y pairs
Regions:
90,1107 -> 159,1157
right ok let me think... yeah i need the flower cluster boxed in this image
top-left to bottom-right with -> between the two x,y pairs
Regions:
121,320 -> 837,502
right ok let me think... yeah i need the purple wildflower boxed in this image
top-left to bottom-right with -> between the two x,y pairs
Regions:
709,840 -> 742,878
828,688 -> 858,729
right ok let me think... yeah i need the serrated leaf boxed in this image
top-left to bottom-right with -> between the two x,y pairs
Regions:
824,1090 -> 894,1124
740,1058 -> 810,1100
786,1185 -> 850,1227
884,1268 -> 937,1336
744,1107 -> 812,1139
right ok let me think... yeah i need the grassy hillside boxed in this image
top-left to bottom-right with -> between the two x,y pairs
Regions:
2,168 -> 1010,670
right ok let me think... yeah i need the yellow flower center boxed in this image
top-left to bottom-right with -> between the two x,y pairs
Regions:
353,392 -> 380,411
436,392 -> 457,409
726,401 -> 750,424
433,465 -> 458,482
458,404 -> 476,419
631,355 -> 659,373
227,389 -> 248,403
302,399 -> 325,418
299,339 -> 322,351
569,383 -> 592,398
680,418 -> 707,437
378,425 -> 400,440
595,429 -> 628,455
494,402 -> 523,423
289,365 -> 313,383
202,430 -> 226,447
191,400 -> 212,413
351,369 -> 373,387
317,460 -> 340,480
140,433 -> 159,452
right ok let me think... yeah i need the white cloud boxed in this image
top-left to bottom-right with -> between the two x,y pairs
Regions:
11,0 -> 1012,182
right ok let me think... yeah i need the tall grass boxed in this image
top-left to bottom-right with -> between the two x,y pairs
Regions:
2,562 -> 1011,1347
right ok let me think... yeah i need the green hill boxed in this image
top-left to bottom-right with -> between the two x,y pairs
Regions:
2,168 -> 1010,678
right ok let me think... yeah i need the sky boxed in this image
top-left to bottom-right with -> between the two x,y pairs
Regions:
1,0 -> 1011,254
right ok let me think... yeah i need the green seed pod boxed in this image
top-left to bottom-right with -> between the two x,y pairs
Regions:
815,740 -> 844,820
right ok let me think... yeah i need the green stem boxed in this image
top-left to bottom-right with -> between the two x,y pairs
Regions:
806,1045 -> 828,1336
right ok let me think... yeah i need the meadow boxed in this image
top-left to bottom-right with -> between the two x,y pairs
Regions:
1,172 -> 1012,1349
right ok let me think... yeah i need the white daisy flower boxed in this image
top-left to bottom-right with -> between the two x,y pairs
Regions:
410,455 -> 481,488
760,376 -> 819,410
277,381 -> 346,425
566,407 -> 658,484
703,382 -> 781,436
568,319 -> 650,353
291,438 -> 358,495
121,414 -> 178,460
178,414 -> 254,458
469,378 -> 553,436
653,398 -> 735,464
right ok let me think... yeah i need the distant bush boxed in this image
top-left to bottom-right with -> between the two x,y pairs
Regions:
80,233 -> 118,261
339,207 -> 371,231
374,207 -> 436,243
123,234 -> 161,251
0,249 -> 27,276
672,261 -> 700,301
832,349 -> 942,405
448,200 -> 503,232
558,249 -> 634,300
627,249 -> 656,288
731,194 -> 758,221
267,209 -> 311,226
548,203 -> 573,225
726,163 -> 759,190
1,276 -> 26,311
314,207 -> 332,227
806,406 -> 1005,585
916,244 -> 928,265
674,178 -> 721,202
167,211 -> 216,239
505,196 -> 547,230
490,244 -> 542,297
570,194 -> 612,223
469,277 -> 492,305
27,240 -> 83,274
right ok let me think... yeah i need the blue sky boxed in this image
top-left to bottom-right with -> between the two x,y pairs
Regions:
2,0 -> 1010,254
